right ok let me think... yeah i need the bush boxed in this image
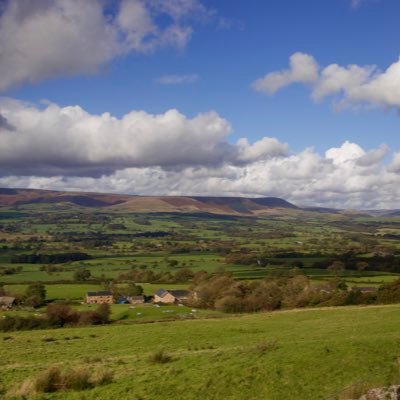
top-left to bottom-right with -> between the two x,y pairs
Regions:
46,303 -> 79,327
34,366 -> 62,393
149,350 -> 172,364
11,365 -> 113,396
96,303 -> 111,324
0,315 -> 48,332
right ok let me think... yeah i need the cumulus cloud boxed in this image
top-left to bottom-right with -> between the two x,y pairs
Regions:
253,52 -> 400,110
0,98 -> 399,209
0,98 -> 286,176
2,141 -> 400,209
0,0 -> 210,91
252,52 -> 319,94
236,137 -> 289,163
156,74 -> 199,85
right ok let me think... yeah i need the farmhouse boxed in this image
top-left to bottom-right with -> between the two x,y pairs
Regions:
154,289 -> 191,304
86,291 -> 114,304
0,296 -> 16,310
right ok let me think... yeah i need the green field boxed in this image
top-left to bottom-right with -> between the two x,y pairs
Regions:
1,305 -> 400,399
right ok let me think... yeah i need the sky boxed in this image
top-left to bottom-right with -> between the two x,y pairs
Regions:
0,0 -> 400,209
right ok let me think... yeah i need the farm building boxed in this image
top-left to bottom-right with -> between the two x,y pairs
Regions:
86,291 -> 114,304
0,296 -> 16,310
127,296 -> 145,304
154,289 -> 191,304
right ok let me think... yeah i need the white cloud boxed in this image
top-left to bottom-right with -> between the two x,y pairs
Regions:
236,137 -> 289,163
325,141 -> 365,165
252,52 -> 319,94
0,98 -> 286,176
356,144 -> 388,166
0,0 -> 210,91
1,98 -> 399,209
253,53 -> 400,110
156,74 -> 199,85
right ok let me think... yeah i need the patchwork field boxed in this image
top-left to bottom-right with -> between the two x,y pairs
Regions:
3,195 -> 400,399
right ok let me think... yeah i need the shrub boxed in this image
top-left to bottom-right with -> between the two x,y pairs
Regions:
10,365 -> 113,396
46,303 -> 79,327
149,350 -> 172,364
0,315 -> 48,332
34,366 -> 62,393
62,368 -> 92,391
96,303 -> 111,324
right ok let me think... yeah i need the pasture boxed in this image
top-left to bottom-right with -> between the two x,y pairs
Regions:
1,305 -> 400,399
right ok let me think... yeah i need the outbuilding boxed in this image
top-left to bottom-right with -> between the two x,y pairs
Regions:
0,296 -> 16,309
86,291 -> 114,304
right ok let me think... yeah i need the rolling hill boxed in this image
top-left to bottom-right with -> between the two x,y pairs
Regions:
0,188 -> 300,216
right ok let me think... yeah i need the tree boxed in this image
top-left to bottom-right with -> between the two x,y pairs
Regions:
46,303 -> 79,327
174,268 -> 194,282
25,283 -> 46,307
73,268 -> 91,281
126,283 -> 143,296
327,261 -> 345,276
95,303 -> 111,324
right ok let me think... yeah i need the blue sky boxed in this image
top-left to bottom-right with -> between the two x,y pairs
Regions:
0,0 -> 399,208
4,0 -> 399,152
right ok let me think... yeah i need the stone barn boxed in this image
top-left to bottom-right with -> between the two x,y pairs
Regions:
86,291 -> 114,304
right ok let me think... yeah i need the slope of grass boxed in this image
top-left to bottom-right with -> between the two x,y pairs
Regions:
1,305 -> 400,399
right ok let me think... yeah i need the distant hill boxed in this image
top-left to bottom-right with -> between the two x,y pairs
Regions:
0,188 -> 300,216
2,188 -> 398,217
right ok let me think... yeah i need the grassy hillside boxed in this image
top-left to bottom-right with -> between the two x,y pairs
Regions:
2,305 -> 400,399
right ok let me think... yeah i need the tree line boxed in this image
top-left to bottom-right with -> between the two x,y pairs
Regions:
189,272 -> 400,313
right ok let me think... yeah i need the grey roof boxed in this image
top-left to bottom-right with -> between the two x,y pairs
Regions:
128,296 -> 144,300
0,296 -> 16,306
169,290 -> 190,298
155,288 -> 168,298
155,289 -> 191,298
87,291 -> 113,297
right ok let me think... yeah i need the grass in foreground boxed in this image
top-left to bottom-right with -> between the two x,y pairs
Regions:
1,304 -> 400,399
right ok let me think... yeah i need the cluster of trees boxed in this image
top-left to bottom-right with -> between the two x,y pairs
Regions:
11,252 -> 91,264
224,249 -> 400,274
46,303 -> 110,327
189,272 -> 400,313
0,303 -> 110,332
0,265 -> 22,275
117,267 -> 194,283
312,253 -> 400,273
109,282 -> 144,300
73,268 -> 91,281
1,283 -> 47,308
